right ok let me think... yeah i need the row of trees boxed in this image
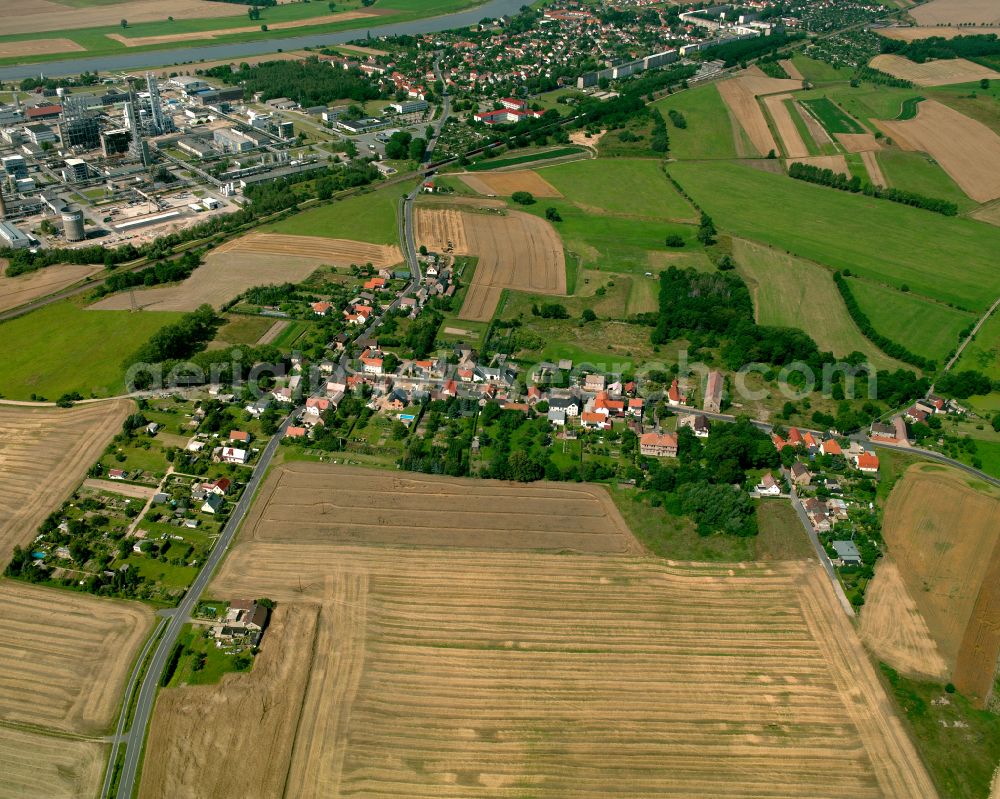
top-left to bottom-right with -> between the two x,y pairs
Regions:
787,161 -> 958,216
93,250 -> 201,297
832,272 -> 934,370
881,33 -> 1000,64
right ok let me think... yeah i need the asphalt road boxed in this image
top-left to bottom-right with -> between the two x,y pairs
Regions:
109,411 -> 297,799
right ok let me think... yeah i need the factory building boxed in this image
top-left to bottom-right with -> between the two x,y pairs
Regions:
101,128 -> 131,157
0,220 -> 31,250
213,127 -> 256,154
62,158 -> 89,183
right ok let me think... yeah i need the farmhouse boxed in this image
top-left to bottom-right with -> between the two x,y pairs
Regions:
755,472 -> 781,496
640,431 -> 678,458
212,599 -> 270,647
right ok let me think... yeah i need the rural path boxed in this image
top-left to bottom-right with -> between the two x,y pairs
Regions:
109,411 -> 297,799
787,484 -> 855,617
943,294 -> 1000,372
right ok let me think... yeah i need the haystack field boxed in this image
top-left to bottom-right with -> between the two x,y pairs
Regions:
860,559 -> 948,680
0,262 -> 101,313
182,461 -> 937,799
414,207 -> 565,321
235,462 -> 642,553
882,462 -> 1000,704
458,170 -> 562,198
0,401 -> 131,565
89,233 -> 401,312
878,99 -> 1000,202
0,38 -> 85,58
837,133 -> 881,152
763,94 -> 809,158
879,25 -> 1000,41
716,73 -> 804,157
0,726 -> 105,799
0,581 -> 153,734
870,53 -> 1000,86
3,0 -> 246,36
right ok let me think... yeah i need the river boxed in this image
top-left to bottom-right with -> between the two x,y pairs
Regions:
0,0 -> 526,80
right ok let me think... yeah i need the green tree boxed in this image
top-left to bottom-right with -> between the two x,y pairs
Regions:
511,191 -> 535,205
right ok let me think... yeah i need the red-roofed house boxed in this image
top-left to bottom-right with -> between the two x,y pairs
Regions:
821,438 -> 843,457
229,430 -> 250,443
361,349 -> 384,375
364,277 -> 386,291
581,411 -> 611,430
305,397 -> 331,417
311,301 -> 333,316
627,398 -> 644,417
667,378 -> 686,406
854,451 -> 879,474
640,432 -> 678,458
285,426 -> 307,439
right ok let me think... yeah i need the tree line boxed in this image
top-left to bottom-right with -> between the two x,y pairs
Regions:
833,271 -> 934,370
787,161 -> 958,216
881,33 -> 1000,64
92,250 -> 202,297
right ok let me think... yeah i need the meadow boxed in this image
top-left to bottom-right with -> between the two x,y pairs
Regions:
955,309 -> 1000,379
800,96 -> 865,134
847,278 -> 975,364
652,83 -> 743,160
467,147 -> 584,171
668,160 -> 1000,312
265,185 -> 402,245
0,301 -> 183,400
876,149 -> 978,211
732,238 -> 903,369
540,157 -> 695,219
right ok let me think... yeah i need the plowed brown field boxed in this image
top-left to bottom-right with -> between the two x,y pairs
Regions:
134,462 -> 939,799
89,233 -> 401,312
0,401 -> 131,564
459,170 -> 562,197
870,54 -> 1000,86
414,207 -> 565,321
860,559 -> 948,679
763,94 -> 809,158
878,99 -> 1000,202
717,73 -> 804,157
882,462 -> 1000,704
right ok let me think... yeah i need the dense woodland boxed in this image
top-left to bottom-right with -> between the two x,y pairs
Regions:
203,58 -> 382,105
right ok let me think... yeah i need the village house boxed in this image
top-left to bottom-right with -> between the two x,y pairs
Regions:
581,411 -> 611,431
108,468 -> 126,480
548,395 -> 580,417
219,447 -> 249,465
213,599 -> 270,646
305,397 -> 331,417
311,301 -> 333,316
285,426 -> 307,439
869,422 -> 897,442
583,373 -> 606,393
821,438 -> 843,457
678,413 -> 709,438
755,472 -> 781,496
640,431 -> 678,458
790,462 -> 812,486
229,431 -> 250,444
203,477 -> 231,496
853,451 -> 880,475
832,540 -> 862,566
201,492 -> 225,514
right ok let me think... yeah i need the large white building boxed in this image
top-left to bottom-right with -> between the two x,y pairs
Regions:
0,221 -> 31,250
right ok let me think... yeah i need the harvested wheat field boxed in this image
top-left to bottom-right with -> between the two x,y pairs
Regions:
787,154 -> 851,176
3,0 -> 245,36
459,170 -> 562,198
89,233 -> 400,312
879,25 -> 1000,41
0,38 -> 84,58
882,462 -> 1000,703
837,133 -> 881,152
878,99 -> 1000,202
717,73 -> 804,157
860,559 -> 948,680
0,262 -> 101,313
911,0 -> 1000,26
237,462 -> 642,553
184,458 -> 936,799
0,725 -> 105,799
870,53 -> 1000,86
414,207 -> 565,321
0,401 -> 131,565
140,604 -> 316,799
861,151 -> 887,187
780,58 -> 804,79
0,580 -> 153,734
107,10 -> 376,47
763,94 -> 809,158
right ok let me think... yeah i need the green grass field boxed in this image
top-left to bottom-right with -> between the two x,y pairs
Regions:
799,97 -> 865,134
847,278 -> 975,364
818,84 -> 925,130
754,500 -> 816,561
0,301 -> 183,400
540,158 -> 695,219
896,96 -> 925,120
926,81 -> 1000,135
784,98 -> 821,155
668,161 -> 1000,312
876,149 -> 977,211
625,275 -> 660,316
790,54 -> 848,84
653,84 -> 741,160
265,184 -> 403,244
522,198 -> 701,274
211,314 -> 277,347
467,147 -> 584,171
954,308 -> 1000,379
732,238 -> 903,369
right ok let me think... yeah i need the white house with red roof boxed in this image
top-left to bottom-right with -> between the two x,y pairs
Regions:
640,431 -> 678,458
